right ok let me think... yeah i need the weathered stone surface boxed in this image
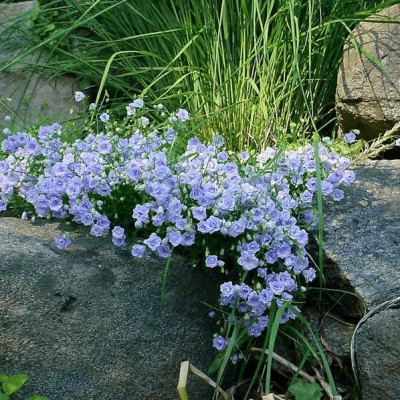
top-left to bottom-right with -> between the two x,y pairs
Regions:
354,308 -> 400,400
336,5 -> 400,140
321,314 -> 355,359
311,160 -> 400,317
308,160 -> 400,399
0,217 -> 220,400
0,1 -> 84,129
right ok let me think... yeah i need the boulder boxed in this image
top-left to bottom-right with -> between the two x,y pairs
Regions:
353,307 -> 400,400
0,1 -> 84,129
310,159 -> 400,399
336,5 -> 400,141
0,217 -> 221,400
311,159 -> 400,317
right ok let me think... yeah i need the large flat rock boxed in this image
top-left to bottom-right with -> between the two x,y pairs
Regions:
313,160 -> 400,316
354,307 -> 400,400
0,217 -> 220,399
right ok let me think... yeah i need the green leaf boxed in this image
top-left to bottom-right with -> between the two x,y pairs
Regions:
0,393 -> 10,400
0,376 -> 7,384
24,396 -> 52,400
207,351 -> 225,375
2,374 -> 28,395
288,380 -> 323,400
43,24 -> 56,33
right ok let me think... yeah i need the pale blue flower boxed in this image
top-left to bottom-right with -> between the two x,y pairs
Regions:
100,113 -> 110,123
55,233 -> 71,249
344,131 -> 356,143
74,91 -> 85,102
0,199 -> 7,211
90,224 -> 107,237
237,251 -> 258,270
126,103 -> 136,116
176,108 -> 190,121
133,99 -> 144,108
157,244 -> 172,258
205,255 -> 224,268
340,170 -> 355,185
248,322 -> 262,337
144,233 -> 162,251
131,244 -> 146,258
213,335 -> 228,351
332,189 -> 344,201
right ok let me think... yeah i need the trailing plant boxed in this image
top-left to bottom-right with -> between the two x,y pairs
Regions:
0,94 -> 357,397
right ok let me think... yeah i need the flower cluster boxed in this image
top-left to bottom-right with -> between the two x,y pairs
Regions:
0,97 -> 355,355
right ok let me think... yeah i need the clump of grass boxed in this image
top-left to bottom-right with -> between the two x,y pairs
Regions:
1,0 -> 398,150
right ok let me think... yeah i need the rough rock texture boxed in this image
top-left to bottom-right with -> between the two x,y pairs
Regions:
336,4 -> 400,140
354,308 -> 400,400
0,1 -> 84,129
0,217 -> 221,400
309,159 -> 400,399
321,314 -> 355,359
312,159 -> 400,318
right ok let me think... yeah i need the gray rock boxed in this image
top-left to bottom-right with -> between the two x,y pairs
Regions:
0,217 -> 221,400
354,308 -> 400,400
308,160 -> 400,399
321,314 -> 355,359
336,5 -> 400,140
311,159 -> 400,317
0,1 -> 84,129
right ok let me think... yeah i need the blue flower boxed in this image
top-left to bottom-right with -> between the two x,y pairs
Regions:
144,233 -> 162,251
74,91 -> 85,102
100,113 -> 110,123
176,109 -> 190,121
0,199 -> 7,211
237,251 -> 258,270
213,335 -> 228,351
131,244 -> 146,258
205,255 -> 224,268
344,131 -> 356,143
55,233 -> 71,249
156,244 -> 172,258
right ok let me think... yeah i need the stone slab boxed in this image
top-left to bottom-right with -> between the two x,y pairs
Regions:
312,160 -> 400,317
354,307 -> 400,400
0,217 -> 220,400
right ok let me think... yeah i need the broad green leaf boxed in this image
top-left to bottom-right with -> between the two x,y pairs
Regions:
43,24 -> 56,33
288,380 -> 323,400
24,396 -> 52,400
0,376 -> 7,383
2,374 -> 28,395
0,393 -> 9,400
207,351 -> 225,375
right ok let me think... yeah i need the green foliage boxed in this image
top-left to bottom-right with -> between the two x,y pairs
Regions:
2,374 -> 28,396
0,374 -> 51,400
288,380 -> 323,400
1,0 -> 398,150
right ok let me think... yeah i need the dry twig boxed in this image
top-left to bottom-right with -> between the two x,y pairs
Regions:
251,347 -> 316,384
262,393 -> 286,400
350,121 -> 400,167
177,361 -> 230,400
